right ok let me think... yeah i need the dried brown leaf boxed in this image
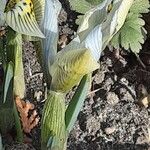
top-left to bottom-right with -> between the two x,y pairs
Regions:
15,96 -> 40,133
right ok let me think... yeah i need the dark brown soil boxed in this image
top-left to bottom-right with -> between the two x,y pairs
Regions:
60,2 -> 150,149
67,46 -> 150,150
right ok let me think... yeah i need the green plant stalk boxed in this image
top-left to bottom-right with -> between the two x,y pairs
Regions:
13,101 -> 23,143
0,62 -> 14,135
6,28 -> 25,97
41,91 -> 66,150
12,32 -> 25,99
0,134 -> 3,150
3,61 -> 13,103
12,32 -> 25,141
65,74 -> 91,133
6,28 -> 24,141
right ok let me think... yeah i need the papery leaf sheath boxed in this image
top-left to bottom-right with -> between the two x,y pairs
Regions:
41,91 -> 66,150
50,49 -> 99,93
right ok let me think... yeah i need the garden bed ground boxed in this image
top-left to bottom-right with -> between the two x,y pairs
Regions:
6,0 -> 150,150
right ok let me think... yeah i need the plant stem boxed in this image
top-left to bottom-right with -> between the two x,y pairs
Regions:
13,101 -> 23,143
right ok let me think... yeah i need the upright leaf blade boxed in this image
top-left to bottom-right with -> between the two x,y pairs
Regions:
13,34 -> 25,98
0,0 -> 6,26
0,62 -> 14,135
13,100 -> 23,143
6,29 -> 25,98
0,134 -> 3,150
3,61 -> 13,103
65,74 -> 91,133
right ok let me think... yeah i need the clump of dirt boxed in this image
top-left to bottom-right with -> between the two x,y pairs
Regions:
6,143 -> 36,150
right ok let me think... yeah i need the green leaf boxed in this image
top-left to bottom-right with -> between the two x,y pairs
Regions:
69,0 -> 103,14
2,28 -> 23,143
86,0 -> 103,5
3,61 -> 13,103
65,74 -> 91,133
129,0 -> 150,14
0,62 -> 14,135
74,0 -> 133,61
6,28 -> 25,98
0,134 -> 3,150
110,0 -> 150,53
13,100 -> 23,143
32,0 -> 45,26
5,0 -> 45,38
111,0 -> 134,36
47,135 -> 67,150
50,49 -> 99,93
0,107 -> 14,134
69,0 -> 94,14
13,34 -> 25,98
0,0 -> 6,26
22,0 -> 46,41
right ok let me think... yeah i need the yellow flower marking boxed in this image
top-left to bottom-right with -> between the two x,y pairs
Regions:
6,0 -> 34,15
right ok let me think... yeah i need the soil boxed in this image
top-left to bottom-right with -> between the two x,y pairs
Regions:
4,0 -> 150,150
67,47 -> 150,150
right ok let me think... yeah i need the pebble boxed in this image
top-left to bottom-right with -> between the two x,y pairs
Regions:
34,91 -> 43,102
107,92 -> 119,105
105,127 -> 116,135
